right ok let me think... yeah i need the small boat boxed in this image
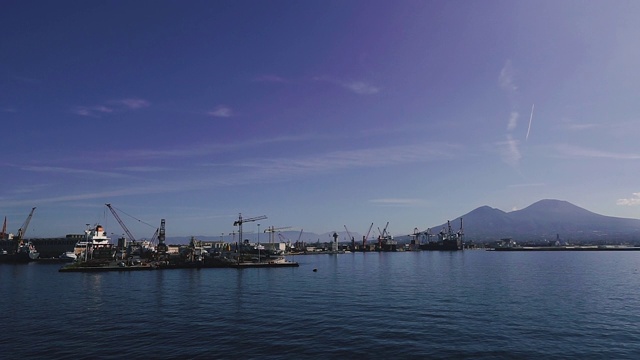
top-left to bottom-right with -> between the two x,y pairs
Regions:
58,251 -> 77,262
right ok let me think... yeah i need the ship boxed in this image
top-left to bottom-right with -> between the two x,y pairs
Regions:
0,240 -> 40,263
30,234 -> 85,258
73,224 -> 116,264
0,208 -> 40,262
418,219 -> 464,251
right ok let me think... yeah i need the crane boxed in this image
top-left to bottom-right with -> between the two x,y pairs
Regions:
233,213 -> 267,252
1,216 -> 6,239
363,222 -> 373,249
156,219 -> 167,253
294,229 -> 304,250
106,204 -> 137,242
264,226 -> 292,243
344,225 -> 355,250
16,207 -> 36,241
376,221 -> 391,248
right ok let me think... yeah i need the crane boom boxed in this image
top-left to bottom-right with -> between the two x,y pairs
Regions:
363,222 -> 373,248
17,207 -> 36,240
343,225 -> 354,241
1,216 -> 6,238
106,203 -> 136,242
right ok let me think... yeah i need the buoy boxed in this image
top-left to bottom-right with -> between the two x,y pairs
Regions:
313,268 -> 317,272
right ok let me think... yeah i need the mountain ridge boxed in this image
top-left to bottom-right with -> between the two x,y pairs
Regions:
165,199 -> 640,244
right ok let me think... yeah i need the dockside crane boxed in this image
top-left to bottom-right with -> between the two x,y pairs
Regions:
1,216 -> 7,239
344,225 -> 355,250
377,222 -> 391,248
16,207 -> 36,242
363,222 -> 373,249
294,229 -> 304,250
106,204 -> 137,243
157,219 -> 167,254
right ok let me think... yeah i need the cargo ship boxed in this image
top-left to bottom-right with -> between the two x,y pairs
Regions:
0,208 -> 40,262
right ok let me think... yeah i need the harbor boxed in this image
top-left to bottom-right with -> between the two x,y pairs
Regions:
4,203 -> 640,273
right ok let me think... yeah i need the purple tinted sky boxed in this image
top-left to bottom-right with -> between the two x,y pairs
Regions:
2,0 -> 640,238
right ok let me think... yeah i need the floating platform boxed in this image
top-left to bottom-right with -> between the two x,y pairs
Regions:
59,263 -> 156,272
59,260 -> 299,272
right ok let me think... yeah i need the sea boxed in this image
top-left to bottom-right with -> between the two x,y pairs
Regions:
2,250 -> 640,359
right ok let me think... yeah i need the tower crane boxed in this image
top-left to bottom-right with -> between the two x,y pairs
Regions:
233,213 -> 267,254
264,226 -> 292,243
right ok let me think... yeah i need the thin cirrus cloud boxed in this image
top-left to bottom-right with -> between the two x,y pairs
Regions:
369,198 -> 424,206
313,76 -> 381,95
112,98 -> 150,109
72,105 -> 114,117
208,105 -> 233,117
20,165 -> 132,179
554,144 -> 640,160
343,81 -> 381,95
254,74 -> 289,83
9,142 -> 460,207
72,98 -> 149,117
234,142 -> 459,179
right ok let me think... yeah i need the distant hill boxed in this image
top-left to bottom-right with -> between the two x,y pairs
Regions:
423,199 -> 640,243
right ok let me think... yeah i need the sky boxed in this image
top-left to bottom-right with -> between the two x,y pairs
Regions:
2,0 -> 640,240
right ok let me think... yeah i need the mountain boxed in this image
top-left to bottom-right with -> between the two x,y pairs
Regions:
165,199 -> 640,245
425,199 -> 640,243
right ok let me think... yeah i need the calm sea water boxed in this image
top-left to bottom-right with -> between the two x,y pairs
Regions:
2,251 -> 640,359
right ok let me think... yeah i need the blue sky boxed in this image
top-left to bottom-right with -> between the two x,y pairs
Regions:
2,0 -> 640,239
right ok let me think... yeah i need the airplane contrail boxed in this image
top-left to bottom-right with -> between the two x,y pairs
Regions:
526,104 -> 534,141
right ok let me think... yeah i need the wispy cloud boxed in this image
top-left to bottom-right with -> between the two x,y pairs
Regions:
507,182 -> 545,188
498,135 -> 521,167
554,144 -> 640,159
617,193 -> 640,206
254,74 -> 288,83
208,105 -> 233,117
369,198 -> 424,206
72,105 -> 114,117
5,141 -> 460,207
100,134 -> 321,162
112,98 -> 150,109
2,107 -> 17,113
497,59 -> 527,167
313,76 -> 381,95
20,165 -> 132,178
342,81 -> 381,94
73,98 -> 150,117
235,143 -> 459,179
118,166 -> 171,172
507,111 -> 519,131
499,59 -> 517,93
